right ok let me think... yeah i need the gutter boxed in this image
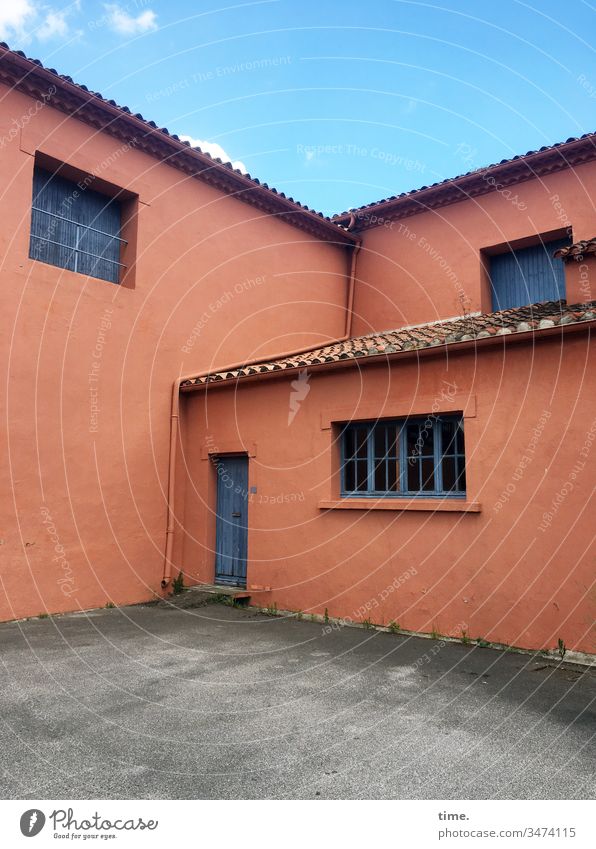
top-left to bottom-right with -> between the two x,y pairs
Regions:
161,237 -> 361,589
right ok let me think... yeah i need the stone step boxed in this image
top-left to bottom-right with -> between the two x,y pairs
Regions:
158,584 -> 250,610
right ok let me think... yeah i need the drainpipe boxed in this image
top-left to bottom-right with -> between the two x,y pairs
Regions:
161,237 -> 361,589
344,234 -> 360,338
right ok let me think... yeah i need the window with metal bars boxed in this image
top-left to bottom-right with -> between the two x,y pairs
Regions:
341,415 -> 466,497
29,167 -> 125,284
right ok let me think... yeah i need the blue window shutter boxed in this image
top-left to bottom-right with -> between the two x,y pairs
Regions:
29,167 -> 123,284
490,237 -> 569,311
75,185 -> 121,282
30,169 -> 78,273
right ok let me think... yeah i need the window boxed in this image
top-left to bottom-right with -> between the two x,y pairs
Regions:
341,415 -> 466,498
29,166 -> 125,284
489,237 -> 569,311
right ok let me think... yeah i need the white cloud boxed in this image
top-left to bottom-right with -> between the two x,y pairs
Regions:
0,1 -> 81,43
179,135 -> 247,174
104,4 -> 157,35
0,0 -> 37,42
38,9 -> 68,40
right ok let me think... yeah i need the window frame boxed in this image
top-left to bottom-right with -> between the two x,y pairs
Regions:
340,414 -> 466,499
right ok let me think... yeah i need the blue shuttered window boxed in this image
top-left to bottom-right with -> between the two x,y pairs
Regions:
341,415 -> 466,498
29,167 -> 125,284
489,237 -> 569,311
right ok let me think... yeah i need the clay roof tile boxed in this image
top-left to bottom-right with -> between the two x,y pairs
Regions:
554,238 -> 596,261
181,299 -> 596,389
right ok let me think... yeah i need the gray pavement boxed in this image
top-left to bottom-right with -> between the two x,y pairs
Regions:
0,603 -> 594,799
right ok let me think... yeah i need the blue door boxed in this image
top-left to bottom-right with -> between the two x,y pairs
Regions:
214,455 -> 249,587
489,237 -> 569,311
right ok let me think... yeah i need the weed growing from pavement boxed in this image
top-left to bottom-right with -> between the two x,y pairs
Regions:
210,593 -> 234,606
172,572 -> 184,595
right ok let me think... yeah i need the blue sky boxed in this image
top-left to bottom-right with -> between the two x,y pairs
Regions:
2,0 -> 595,216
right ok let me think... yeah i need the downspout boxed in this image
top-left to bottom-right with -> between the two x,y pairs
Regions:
161,236 -> 361,589
344,233 -> 360,337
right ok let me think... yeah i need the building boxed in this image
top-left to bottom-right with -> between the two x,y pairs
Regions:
1,44 -> 594,655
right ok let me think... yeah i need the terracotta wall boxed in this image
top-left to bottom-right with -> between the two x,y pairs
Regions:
2,79 -> 594,634
350,160 -> 596,335
0,84 -> 352,621
181,331 -> 595,654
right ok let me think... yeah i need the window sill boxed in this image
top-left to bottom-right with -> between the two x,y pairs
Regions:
318,498 -> 481,513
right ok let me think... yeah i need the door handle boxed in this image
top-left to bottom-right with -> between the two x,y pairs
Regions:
231,512 -> 241,517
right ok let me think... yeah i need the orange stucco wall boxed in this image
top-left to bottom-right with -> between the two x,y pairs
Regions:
181,332 -> 595,655
350,160 -> 596,335
1,78 -> 594,655
0,84 -> 351,621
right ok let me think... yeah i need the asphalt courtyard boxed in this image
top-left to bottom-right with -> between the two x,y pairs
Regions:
0,602 -> 594,800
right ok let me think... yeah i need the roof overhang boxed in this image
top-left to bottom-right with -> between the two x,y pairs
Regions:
0,45 -> 356,247
180,316 -> 595,394
333,135 -> 596,232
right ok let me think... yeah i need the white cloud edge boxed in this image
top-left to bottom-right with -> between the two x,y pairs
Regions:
103,4 -> 158,36
0,0 -> 38,42
0,1 -> 158,42
179,135 -> 247,174
37,9 -> 69,40
0,0 -> 83,43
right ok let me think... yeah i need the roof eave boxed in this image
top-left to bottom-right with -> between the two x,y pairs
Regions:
180,317 -> 595,393
0,46 -> 356,246
333,136 -> 596,231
